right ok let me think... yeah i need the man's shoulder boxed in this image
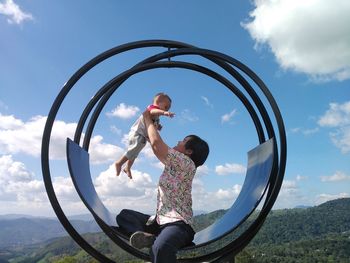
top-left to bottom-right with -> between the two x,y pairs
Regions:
168,148 -> 195,168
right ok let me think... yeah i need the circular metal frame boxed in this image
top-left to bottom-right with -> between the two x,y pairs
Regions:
41,40 -> 287,262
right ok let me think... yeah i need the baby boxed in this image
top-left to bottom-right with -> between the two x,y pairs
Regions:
115,93 -> 175,179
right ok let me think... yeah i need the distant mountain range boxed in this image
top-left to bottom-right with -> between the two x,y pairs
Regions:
0,198 -> 349,262
0,216 -> 100,248
0,213 -> 94,221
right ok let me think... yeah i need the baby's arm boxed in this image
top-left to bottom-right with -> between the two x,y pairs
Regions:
149,108 -> 175,118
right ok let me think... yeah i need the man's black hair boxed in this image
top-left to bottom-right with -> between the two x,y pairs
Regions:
185,135 -> 209,168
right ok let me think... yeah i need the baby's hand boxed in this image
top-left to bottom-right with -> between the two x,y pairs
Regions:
164,111 -> 175,118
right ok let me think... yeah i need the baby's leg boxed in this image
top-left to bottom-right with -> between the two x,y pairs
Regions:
115,155 -> 128,176
124,159 -> 135,179
123,133 -> 146,179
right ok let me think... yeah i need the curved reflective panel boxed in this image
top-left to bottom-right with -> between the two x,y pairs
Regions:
67,138 -> 117,227
193,138 -> 274,246
66,138 -> 150,261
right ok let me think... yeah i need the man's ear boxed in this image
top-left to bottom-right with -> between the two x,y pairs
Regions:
185,149 -> 193,156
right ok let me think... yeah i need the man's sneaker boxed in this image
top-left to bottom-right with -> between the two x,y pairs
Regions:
130,231 -> 156,249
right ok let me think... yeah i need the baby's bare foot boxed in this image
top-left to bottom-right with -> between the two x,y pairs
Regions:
123,168 -> 133,179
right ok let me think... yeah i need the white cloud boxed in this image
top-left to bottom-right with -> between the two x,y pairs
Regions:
2,175 -> 85,215
318,101 -> 350,153
106,103 -> 139,119
242,0 -> 350,81
302,127 -> 319,135
121,133 -> 130,147
0,155 -> 33,186
215,185 -> 242,200
0,0 -> 33,25
272,177 -> 350,209
318,102 -> 350,127
95,164 -> 154,197
196,165 -> 210,178
52,176 -> 80,202
0,155 -> 46,205
272,179 -> 306,209
0,143 -> 241,215
320,171 -> 350,182
121,142 -> 160,165
93,164 -> 158,214
0,113 -> 23,129
89,135 -> 123,164
0,154 -> 83,204
0,154 -> 156,215
0,155 -> 31,180
296,174 -> 307,181
215,163 -> 246,175
279,179 -> 299,196
0,114 -> 72,157
290,127 -> 301,133
151,161 -> 165,170
192,177 -> 242,211
141,143 -> 156,159
0,100 -> 8,110
179,109 -> 199,123
330,126 -> 350,154
221,109 -> 237,123
110,125 -> 122,135
0,113 -> 124,163
281,180 -> 297,189
290,126 -> 319,136
49,118 -> 78,158
315,193 -> 349,205
13,180 -> 45,202
201,96 -> 213,108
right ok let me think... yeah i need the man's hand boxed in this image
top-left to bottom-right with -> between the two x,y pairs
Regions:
142,109 -> 168,164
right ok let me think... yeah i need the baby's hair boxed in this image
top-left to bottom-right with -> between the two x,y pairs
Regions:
154,92 -> 172,103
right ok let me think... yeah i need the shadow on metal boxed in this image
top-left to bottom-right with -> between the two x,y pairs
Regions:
42,40 -> 287,262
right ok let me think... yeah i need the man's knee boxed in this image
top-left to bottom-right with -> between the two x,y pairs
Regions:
151,240 -> 177,262
116,209 -> 128,223
118,209 -> 127,216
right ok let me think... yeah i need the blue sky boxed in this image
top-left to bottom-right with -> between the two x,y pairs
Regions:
0,0 -> 349,217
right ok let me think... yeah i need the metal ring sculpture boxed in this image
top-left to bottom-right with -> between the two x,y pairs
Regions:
41,40 -> 287,262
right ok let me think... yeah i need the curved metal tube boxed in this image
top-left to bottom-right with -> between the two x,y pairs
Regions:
41,39 -> 287,262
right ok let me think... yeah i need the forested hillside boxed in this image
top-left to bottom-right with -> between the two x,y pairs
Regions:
243,198 -> 350,262
0,198 -> 349,262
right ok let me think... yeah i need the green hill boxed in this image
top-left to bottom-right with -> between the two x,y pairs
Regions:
243,198 -> 350,263
251,197 -> 350,245
1,198 -> 349,262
